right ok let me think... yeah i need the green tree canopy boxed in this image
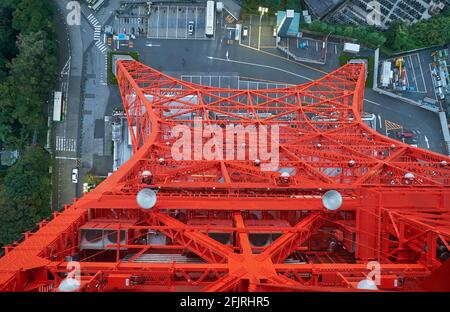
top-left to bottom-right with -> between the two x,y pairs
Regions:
0,146 -> 51,246
12,0 -> 54,35
6,30 -> 58,136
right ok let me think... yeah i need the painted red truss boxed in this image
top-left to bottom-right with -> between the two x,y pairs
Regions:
0,60 -> 449,292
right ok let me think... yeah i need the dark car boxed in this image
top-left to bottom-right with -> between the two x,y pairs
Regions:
396,131 -> 414,139
188,21 -> 195,35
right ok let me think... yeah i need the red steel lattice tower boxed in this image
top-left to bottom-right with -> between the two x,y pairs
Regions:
0,60 -> 449,292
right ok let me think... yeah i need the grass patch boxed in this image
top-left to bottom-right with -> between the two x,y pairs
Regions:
107,51 -> 140,85
339,55 -> 375,88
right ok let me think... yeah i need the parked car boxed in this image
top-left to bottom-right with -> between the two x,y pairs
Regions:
396,131 -> 414,139
188,21 -> 195,35
71,168 -> 78,184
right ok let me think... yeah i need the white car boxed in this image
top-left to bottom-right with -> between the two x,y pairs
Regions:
71,168 -> 78,184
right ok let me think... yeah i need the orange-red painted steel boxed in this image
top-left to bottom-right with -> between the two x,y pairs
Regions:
0,61 -> 449,292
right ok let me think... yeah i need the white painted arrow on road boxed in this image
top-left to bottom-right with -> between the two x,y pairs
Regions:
378,114 -> 382,130
424,136 -> 430,149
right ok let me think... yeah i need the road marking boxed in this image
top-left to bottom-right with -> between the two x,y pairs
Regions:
56,136 -> 77,152
334,44 -> 337,55
409,55 -> 418,91
240,76 -> 295,86
166,5 -> 169,38
55,156 -> 78,161
378,114 -> 382,129
363,99 -> 381,106
156,5 -> 160,37
429,63 -> 439,100
195,7 -> 198,39
238,40 -> 328,75
417,53 -> 427,93
207,56 -> 314,81
176,5 -> 179,38
424,136 -> 430,149
249,15 -> 252,48
185,6 -> 188,38
384,120 -> 403,132
95,40 -> 108,53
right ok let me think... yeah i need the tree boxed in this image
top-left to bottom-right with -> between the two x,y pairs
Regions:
0,1 -> 19,80
12,0 -> 54,35
0,146 -> 51,246
0,82 -> 21,147
8,30 -> 58,133
0,0 -> 57,248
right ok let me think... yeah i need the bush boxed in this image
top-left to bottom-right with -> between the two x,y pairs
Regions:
107,51 -> 140,85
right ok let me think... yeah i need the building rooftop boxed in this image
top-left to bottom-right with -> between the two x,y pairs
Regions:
304,0 -> 344,18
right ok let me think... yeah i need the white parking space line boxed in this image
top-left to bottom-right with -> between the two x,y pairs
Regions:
185,7 -> 188,38
182,74 -> 291,90
148,5 -> 212,40
429,63 -> 439,100
248,14 -> 252,43
157,6 -> 160,37
166,6 -> 169,38
409,55 -> 419,91
195,7 -> 198,39
418,54 -> 427,93
176,6 -> 179,38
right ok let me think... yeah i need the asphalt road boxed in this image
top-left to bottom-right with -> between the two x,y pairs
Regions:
52,2 -> 447,212
52,0 -> 84,210
131,34 -> 446,155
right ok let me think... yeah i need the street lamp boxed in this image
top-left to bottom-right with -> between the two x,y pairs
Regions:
258,6 -> 268,50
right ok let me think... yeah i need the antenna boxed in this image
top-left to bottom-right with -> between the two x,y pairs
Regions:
357,279 -> 378,290
58,278 -> 81,292
322,190 -> 343,211
137,188 -> 157,210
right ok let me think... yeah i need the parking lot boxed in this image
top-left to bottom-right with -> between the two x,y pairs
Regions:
403,53 -> 428,94
239,15 -> 277,49
181,74 -> 291,90
115,16 -> 148,37
278,37 -> 330,63
147,5 -> 211,40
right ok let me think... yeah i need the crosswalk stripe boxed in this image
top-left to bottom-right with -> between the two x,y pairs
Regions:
56,136 -> 77,152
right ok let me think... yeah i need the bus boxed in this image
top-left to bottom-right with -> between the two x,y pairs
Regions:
53,91 -> 63,122
205,1 -> 215,37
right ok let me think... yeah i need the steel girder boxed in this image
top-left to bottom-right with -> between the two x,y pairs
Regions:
0,60 -> 449,292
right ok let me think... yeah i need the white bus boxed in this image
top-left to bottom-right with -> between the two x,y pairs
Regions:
205,1 -> 215,37
53,91 -> 63,122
